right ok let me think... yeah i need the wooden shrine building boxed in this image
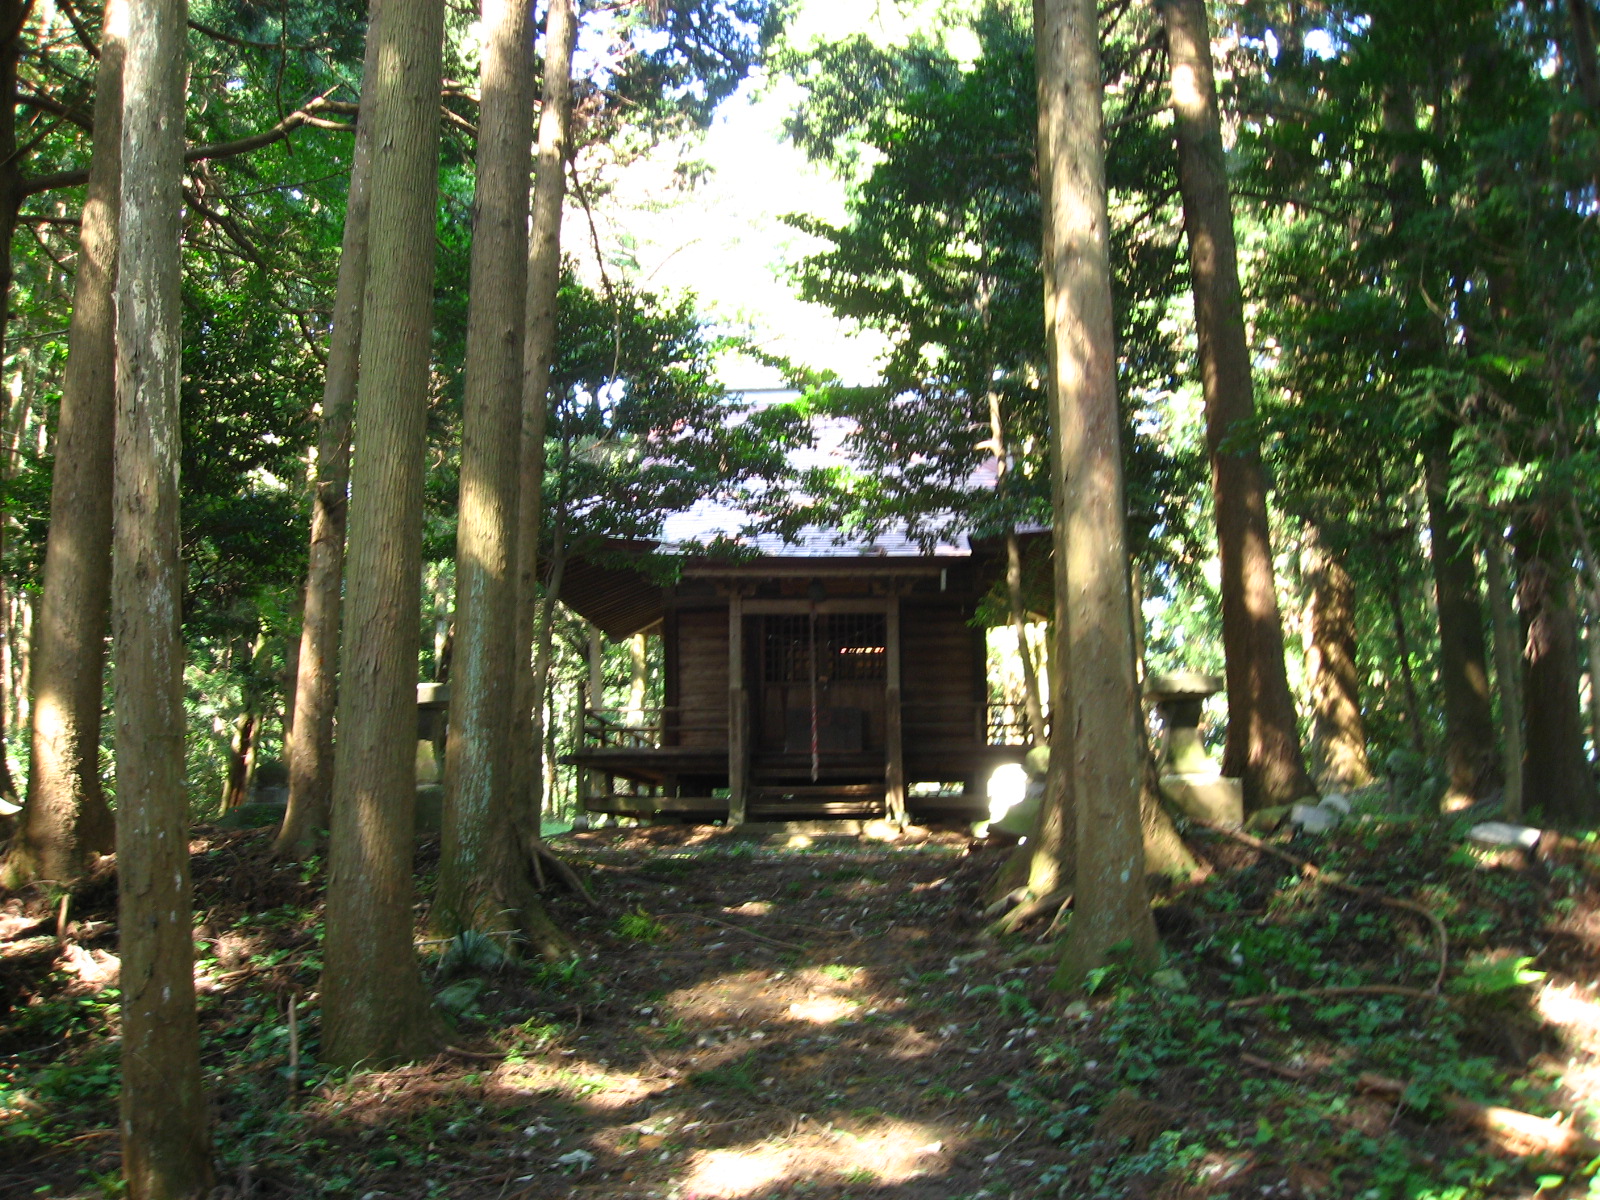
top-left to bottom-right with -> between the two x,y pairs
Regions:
558,533 -> 1028,825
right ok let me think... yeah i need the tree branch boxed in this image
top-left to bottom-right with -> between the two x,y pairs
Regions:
20,92 -> 358,198
18,90 -> 93,132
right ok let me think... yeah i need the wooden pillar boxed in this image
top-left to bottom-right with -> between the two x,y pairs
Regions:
886,597 -> 906,826
728,592 -> 748,824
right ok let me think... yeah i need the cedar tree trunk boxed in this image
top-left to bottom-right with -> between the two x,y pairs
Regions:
435,0 -> 538,938
510,0 -> 576,818
1517,534 -> 1599,827
113,0 -> 214,1192
1424,449 -> 1500,805
320,0 -> 447,1069
275,7 -> 381,856
3,0 -> 124,889
1035,0 -> 1159,983
1485,536 -> 1526,820
1160,0 -> 1313,810
0,1 -> 29,803
1302,523 -> 1374,790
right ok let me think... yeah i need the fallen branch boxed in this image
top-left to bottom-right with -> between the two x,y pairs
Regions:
1239,1052 -> 1318,1081
1228,984 -> 1439,1009
657,912 -> 808,951
442,1045 -> 505,1061
1188,817 -> 1449,992
1359,1072 -> 1600,1159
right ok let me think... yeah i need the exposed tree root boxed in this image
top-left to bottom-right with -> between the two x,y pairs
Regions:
984,886 -> 1072,938
523,833 -> 601,911
1359,1072 -> 1600,1159
1187,816 -> 1449,992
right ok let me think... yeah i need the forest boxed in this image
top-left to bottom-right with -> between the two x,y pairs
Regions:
5,0 -> 1600,1196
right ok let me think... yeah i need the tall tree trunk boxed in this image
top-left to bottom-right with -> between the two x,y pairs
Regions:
1036,0 -> 1159,984
1424,449 -> 1500,805
1485,536 -> 1526,821
274,6 -> 380,857
1006,532 -> 1047,744
1569,0 -> 1600,117
627,632 -> 647,725
1383,555 -> 1428,757
1585,585 -> 1600,765
0,0 -> 30,805
1160,0 -> 1313,811
221,709 -> 257,810
3,0 -> 124,889
528,528 -> 568,823
985,372 -> 1046,746
113,0 -> 214,1191
510,0 -> 576,820
1379,80 -> 1501,803
1478,544 -> 1529,825
1301,523 -> 1374,790
1517,528 -> 1599,827
320,0 -> 446,1069
433,0 -> 537,939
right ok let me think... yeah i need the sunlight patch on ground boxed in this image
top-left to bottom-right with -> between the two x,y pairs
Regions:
678,1117 -> 953,1198
786,994 -> 859,1023
494,1057 -> 662,1111
663,963 -> 874,1027
1536,981 -> 1600,1115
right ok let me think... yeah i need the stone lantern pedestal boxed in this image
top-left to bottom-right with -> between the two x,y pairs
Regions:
1146,672 -> 1243,828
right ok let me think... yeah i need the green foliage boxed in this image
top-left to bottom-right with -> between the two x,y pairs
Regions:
615,907 -> 670,943
777,1 -> 1203,568
1447,952 -> 1545,999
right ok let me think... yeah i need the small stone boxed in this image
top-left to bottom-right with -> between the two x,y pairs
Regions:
1319,792 -> 1353,816
1151,968 -> 1188,991
1289,802 -> 1340,834
1468,822 -> 1542,850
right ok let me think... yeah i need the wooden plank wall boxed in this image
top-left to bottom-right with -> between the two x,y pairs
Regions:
674,605 -> 729,747
901,602 -> 981,766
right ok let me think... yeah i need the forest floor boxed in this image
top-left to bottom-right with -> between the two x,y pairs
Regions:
5,812 -> 1600,1199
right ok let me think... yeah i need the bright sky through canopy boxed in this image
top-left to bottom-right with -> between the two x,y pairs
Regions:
569,0 -> 994,391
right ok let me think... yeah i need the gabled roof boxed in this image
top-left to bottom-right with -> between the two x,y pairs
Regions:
555,392 -> 1005,638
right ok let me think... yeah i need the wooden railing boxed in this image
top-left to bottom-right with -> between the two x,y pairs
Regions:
581,706 -> 727,749
583,701 -> 1030,751
901,700 -> 1031,746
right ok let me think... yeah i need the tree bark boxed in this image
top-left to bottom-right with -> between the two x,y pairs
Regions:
0,0 -> 31,805
220,709 -> 257,810
1382,553 -> 1429,758
1585,584 -> 1600,766
510,0 -> 577,820
627,632 -> 647,725
274,4 -> 381,857
1569,0 -> 1600,117
1301,523 -> 1374,791
113,0 -> 214,1191
1517,530 -> 1599,827
1160,0 -> 1313,811
1035,0 -> 1159,984
1484,536 -> 1526,821
2,0 -> 124,890
320,0 -> 447,1069
433,0 -> 537,939
1424,448 -> 1500,806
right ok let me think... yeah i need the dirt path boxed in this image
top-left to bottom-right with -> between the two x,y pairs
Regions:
8,820 -> 1600,1199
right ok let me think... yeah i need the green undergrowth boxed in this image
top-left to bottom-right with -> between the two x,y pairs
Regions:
999,816 -> 1600,1199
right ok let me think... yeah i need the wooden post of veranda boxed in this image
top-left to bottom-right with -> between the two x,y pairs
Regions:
885,596 -> 907,826
728,590 -> 748,824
